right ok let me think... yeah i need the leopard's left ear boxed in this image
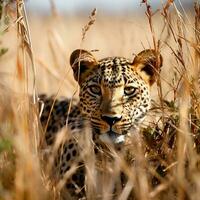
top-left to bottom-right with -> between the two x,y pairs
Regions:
133,49 -> 163,85
70,49 -> 98,84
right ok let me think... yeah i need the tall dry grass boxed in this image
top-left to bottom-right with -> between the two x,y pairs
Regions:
0,0 -> 200,200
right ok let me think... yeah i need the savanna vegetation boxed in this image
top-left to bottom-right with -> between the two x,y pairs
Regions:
1,0 -> 200,199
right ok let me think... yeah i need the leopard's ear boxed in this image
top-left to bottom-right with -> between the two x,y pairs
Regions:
70,49 -> 98,84
133,49 -> 162,85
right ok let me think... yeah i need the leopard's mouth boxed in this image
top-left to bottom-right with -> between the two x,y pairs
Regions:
99,130 -> 126,144
92,125 -> 128,144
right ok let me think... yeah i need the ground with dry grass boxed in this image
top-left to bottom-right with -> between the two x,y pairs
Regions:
1,0 -> 200,200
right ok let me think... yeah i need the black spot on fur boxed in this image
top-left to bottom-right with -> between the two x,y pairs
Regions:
72,150 -> 77,157
66,153 -> 71,161
64,147 -> 68,154
69,143 -> 74,149
71,125 -> 75,129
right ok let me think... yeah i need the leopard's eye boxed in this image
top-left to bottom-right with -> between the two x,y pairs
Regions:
89,85 -> 101,95
124,86 -> 137,96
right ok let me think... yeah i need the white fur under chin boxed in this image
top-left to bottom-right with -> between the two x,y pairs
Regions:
99,133 -> 125,144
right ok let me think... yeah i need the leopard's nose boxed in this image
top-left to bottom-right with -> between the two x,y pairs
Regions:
101,115 -> 122,126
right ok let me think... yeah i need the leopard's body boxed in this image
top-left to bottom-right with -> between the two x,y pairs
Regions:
39,49 -> 162,199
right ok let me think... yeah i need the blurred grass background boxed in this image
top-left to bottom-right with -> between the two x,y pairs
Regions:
0,0 -> 193,97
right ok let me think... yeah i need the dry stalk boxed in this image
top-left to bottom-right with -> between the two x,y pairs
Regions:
142,0 -> 164,131
10,1 -> 49,200
81,8 -> 97,43
193,2 -> 200,117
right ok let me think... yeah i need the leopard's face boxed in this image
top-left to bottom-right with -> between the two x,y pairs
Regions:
70,49 -> 162,144
79,57 -> 151,143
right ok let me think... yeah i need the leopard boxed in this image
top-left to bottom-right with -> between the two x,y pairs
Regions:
39,48 -> 162,199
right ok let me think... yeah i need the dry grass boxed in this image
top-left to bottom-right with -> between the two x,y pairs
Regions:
0,0 -> 200,200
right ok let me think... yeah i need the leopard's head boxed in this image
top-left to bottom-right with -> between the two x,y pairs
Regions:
70,49 -> 162,144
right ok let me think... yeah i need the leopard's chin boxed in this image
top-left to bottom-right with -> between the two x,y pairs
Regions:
99,130 -> 126,144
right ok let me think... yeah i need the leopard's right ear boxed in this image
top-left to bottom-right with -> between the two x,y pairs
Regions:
133,49 -> 163,85
70,49 -> 98,84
